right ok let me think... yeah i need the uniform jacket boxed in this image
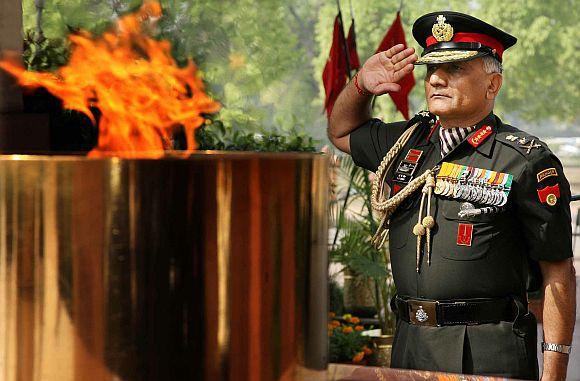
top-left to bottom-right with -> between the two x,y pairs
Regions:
350,112 -> 573,380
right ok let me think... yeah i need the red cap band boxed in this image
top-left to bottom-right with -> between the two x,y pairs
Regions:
426,32 -> 504,59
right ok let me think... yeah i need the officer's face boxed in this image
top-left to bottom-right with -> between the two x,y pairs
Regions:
424,59 -> 493,124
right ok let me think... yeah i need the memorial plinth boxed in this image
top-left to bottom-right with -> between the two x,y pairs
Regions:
0,152 -> 329,381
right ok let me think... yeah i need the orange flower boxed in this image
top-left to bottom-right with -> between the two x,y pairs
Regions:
354,325 -> 364,331
331,320 -> 341,327
363,346 -> 373,355
342,326 -> 353,334
328,312 -> 336,319
327,330 -> 333,337
350,317 -> 361,324
352,351 -> 365,363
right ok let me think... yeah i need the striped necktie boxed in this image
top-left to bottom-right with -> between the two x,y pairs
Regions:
439,125 -> 477,157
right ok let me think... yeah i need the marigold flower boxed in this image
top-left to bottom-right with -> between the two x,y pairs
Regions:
342,313 -> 352,322
342,326 -> 353,334
328,312 -> 336,319
331,320 -> 341,327
350,317 -> 361,324
354,325 -> 364,331
363,346 -> 373,355
352,351 -> 365,363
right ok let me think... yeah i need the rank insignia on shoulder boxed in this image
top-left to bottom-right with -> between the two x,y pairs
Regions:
520,139 -> 541,154
537,168 -> 558,183
538,184 -> 560,206
506,135 -> 518,142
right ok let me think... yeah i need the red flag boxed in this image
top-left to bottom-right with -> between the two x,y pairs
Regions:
346,20 -> 361,71
375,12 -> 415,120
322,15 -> 348,118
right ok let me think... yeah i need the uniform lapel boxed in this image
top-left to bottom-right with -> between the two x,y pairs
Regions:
436,113 -> 498,163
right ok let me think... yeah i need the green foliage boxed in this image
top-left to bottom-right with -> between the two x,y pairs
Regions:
196,118 -> 318,152
22,31 -> 69,72
329,279 -> 345,316
329,329 -> 370,363
328,316 -> 372,364
329,154 -> 396,334
23,0 -> 579,141
315,0 -> 579,132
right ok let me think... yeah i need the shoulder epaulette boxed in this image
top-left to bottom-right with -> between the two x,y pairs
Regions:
496,124 -> 550,160
409,110 -> 437,129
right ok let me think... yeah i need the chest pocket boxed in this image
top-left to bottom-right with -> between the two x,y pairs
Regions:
435,198 -> 498,261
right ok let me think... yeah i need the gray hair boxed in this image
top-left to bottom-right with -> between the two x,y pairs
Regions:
482,55 -> 503,74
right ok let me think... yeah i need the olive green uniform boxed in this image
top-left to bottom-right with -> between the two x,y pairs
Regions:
350,113 -> 573,379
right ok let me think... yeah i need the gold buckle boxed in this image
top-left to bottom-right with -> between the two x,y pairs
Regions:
408,300 -> 438,326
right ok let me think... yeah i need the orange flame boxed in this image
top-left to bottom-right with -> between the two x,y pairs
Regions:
0,1 -> 219,157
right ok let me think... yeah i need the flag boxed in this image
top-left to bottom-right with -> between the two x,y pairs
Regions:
346,20 -> 361,71
322,14 -> 348,118
375,12 -> 415,120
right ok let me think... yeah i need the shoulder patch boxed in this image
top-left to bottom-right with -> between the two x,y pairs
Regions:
537,168 -> 558,183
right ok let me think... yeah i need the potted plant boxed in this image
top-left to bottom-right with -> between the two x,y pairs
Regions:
329,153 -> 397,366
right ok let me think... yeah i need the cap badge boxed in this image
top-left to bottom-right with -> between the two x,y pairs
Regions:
432,15 -> 454,42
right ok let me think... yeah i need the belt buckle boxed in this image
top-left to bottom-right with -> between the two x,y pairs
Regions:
408,300 -> 438,327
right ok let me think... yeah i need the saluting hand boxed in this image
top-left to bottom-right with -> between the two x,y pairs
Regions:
358,44 -> 418,96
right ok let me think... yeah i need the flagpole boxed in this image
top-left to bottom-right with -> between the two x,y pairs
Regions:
349,0 -> 355,19
336,0 -> 353,79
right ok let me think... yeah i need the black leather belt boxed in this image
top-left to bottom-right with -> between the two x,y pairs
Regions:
393,295 -> 520,327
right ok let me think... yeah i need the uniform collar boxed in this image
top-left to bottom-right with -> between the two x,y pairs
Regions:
416,112 -> 498,158
464,112 -> 498,157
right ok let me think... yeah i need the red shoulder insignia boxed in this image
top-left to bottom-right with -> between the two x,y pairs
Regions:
468,125 -> 493,148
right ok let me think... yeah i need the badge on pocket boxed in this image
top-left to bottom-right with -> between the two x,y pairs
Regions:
457,223 -> 473,246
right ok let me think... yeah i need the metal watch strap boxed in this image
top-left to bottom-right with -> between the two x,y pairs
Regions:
542,342 -> 572,354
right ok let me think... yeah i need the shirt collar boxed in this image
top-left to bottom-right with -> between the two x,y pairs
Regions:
439,125 -> 477,156
417,112 -> 498,158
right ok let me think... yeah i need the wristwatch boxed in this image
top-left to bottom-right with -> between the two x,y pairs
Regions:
541,342 -> 572,354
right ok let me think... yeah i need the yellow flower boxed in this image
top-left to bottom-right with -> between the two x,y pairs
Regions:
342,313 -> 352,322
354,325 -> 364,332
352,351 -> 365,363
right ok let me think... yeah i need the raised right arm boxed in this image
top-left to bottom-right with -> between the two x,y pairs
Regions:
327,44 -> 418,154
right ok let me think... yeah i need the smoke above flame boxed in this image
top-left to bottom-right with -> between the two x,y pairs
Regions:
0,1 -> 219,157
